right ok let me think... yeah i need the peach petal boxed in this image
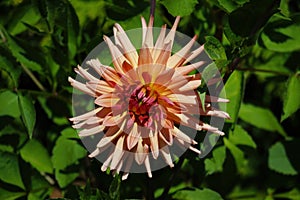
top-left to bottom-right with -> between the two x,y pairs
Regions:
68,77 -> 95,97
95,93 -> 119,107
205,95 -> 230,103
126,123 -> 140,150
110,135 -> 125,170
176,61 -> 206,75
149,131 -> 159,159
164,16 -> 180,51
87,59 -> 120,84
167,35 -> 198,68
135,139 -> 147,165
69,107 -> 103,123
144,154 -> 152,178
171,127 -> 194,144
78,125 -> 105,137
183,44 -> 205,65
75,65 -> 98,81
87,80 -> 115,94
160,147 -> 174,168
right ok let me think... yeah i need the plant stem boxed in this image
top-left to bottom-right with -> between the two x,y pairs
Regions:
0,29 -> 6,43
150,0 -> 156,17
158,152 -> 187,200
236,67 -> 291,76
20,64 -> 46,91
146,176 -> 155,200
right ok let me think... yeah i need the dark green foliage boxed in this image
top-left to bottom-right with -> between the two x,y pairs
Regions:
0,0 -> 299,199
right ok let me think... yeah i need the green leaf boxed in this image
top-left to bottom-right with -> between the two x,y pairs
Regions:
204,146 -> 226,175
201,63 -> 219,84
0,90 -> 20,118
66,1 -> 79,59
161,0 -> 198,17
217,0 -> 238,13
268,142 -> 297,175
204,36 -> 227,60
45,0 -> 79,59
20,139 -> 53,173
51,135 -> 86,188
0,188 -> 25,200
198,91 -> 206,112
18,94 -> 36,139
274,188 -> 300,200
0,45 -> 21,88
173,188 -> 223,200
281,73 -> 300,121
218,0 -> 249,12
239,103 -> 287,138
8,5 -> 41,35
252,51 -> 291,78
61,127 -> 80,139
0,26 -> 43,72
224,138 -> 246,172
223,18 -> 243,45
229,125 -> 256,148
223,70 -> 244,123
0,151 -> 25,189
279,0 -> 290,17
228,0 -> 280,37
260,15 -> 300,52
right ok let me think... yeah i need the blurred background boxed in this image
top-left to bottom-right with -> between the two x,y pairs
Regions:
0,0 -> 299,199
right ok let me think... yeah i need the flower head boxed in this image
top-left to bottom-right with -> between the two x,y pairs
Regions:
69,16 -> 229,180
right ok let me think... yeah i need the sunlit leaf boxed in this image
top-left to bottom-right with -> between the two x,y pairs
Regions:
61,127 -> 80,139
204,35 -> 229,68
0,188 -> 25,200
161,0 -> 198,17
51,135 -> 86,188
274,188 -> 300,199
0,90 -> 20,118
0,26 -> 43,72
223,70 -> 244,123
204,146 -> 226,175
239,103 -> 287,138
18,94 -> 36,139
279,0 -> 290,17
217,0 -> 237,13
260,15 -> 300,52
20,139 -> 53,173
173,188 -> 223,200
0,151 -> 25,189
268,142 -> 297,175
281,72 -> 300,121
229,125 -> 256,148
8,5 -> 41,35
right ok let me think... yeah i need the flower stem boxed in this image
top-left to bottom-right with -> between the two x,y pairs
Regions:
158,152 -> 187,200
146,176 -> 154,200
150,0 -> 156,17
236,67 -> 291,76
20,64 -> 46,91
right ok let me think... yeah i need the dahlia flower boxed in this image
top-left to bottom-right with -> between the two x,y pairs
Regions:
69,16 -> 229,180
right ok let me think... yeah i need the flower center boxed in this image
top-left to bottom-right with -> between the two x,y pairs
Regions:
128,85 -> 159,127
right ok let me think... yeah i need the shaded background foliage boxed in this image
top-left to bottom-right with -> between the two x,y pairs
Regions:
0,0 -> 299,199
